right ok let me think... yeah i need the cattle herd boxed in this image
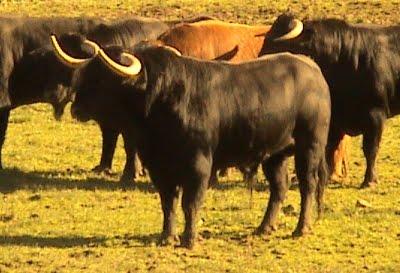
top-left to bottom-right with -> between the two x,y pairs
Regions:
1,13 -> 399,249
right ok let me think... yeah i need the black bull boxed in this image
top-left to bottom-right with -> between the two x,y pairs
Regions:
260,14 -> 400,188
67,44 -> 330,248
0,16 -> 171,172
0,16 -> 104,169
0,15 -> 213,177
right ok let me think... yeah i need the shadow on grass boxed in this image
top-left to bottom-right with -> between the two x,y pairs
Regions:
0,168 -> 270,194
327,180 -> 360,190
118,233 -> 161,246
0,234 -> 107,248
210,180 -> 269,192
199,229 -> 299,244
0,168 -> 156,194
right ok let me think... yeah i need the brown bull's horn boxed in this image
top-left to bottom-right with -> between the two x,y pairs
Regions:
99,49 -> 142,78
162,45 -> 182,56
274,19 -> 304,41
50,35 -> 100,68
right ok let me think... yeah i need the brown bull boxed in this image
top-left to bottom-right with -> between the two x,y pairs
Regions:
156,19 -> 350,181
158,20 -> 268,63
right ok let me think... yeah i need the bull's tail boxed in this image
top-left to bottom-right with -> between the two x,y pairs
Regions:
316,155 -> 328,219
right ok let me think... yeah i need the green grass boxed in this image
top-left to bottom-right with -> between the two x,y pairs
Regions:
1,1 -> 400,272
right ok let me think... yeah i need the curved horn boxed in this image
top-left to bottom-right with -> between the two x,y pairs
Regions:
274,19 -> 304,41
81,40 -> 101,55
162,45 -> 182,56
50,35 -> 100,68
99,49 -> 142,78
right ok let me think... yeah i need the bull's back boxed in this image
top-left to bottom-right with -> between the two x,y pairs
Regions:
203,55 -> 304,158
225,53 -> 328,140
88,17 -> 169,47
159,20 -> 270,62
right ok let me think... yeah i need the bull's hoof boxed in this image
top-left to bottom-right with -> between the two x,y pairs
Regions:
292,226 -> 312,237
119,171 -> 135,185
119,177 -> 135,189
253,224 -> 277,236
92,165 -> 112,175
158,234 -> 179,246
329,173 -> 342,182
207,178 -> 219,189
179,234 -> 195,249
179,239 -> 195,249
360,180 -> 378,189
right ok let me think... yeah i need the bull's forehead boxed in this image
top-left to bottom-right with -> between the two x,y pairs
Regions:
71,57 -> 108,89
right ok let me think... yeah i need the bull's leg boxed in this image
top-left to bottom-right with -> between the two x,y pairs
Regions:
92,125 -> 119,174
0,108 -> 10,170
292,143 -> 322,237
208,167 -> 218,188
158,185 -> 180,246
255,152 -> 289,235
360,111 -> 385,188
332,135 -> 350,179
316,152 -> 328,219
180,153 -> 211,249
134,153 -> 146,177
120,131 -> 138,185
325,129 -> 343,181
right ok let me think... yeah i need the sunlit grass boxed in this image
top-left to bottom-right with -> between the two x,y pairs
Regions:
0,1 -> 400,272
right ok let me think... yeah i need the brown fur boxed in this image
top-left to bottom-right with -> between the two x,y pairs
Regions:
332,135 -> 350,179
158,20 -> 270,63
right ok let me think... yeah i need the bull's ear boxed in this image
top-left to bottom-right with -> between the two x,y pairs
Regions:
299,26 -> 315,41
122,66 -> 147,91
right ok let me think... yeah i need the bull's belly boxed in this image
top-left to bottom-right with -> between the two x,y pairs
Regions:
213,134 -> 294,169
137,118 -> 295,183
333,112 -> 367,136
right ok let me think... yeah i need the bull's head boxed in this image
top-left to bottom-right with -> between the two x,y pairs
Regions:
69,45 -> 148,124
43,34 -> 103,119
69,43 -> 182,124
52,37 -> 182,123
97,43 -> 181,78
259,14 -> 313,57
9,46 -> 76,120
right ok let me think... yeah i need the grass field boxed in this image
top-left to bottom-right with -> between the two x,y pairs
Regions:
0,1 -> 400,272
